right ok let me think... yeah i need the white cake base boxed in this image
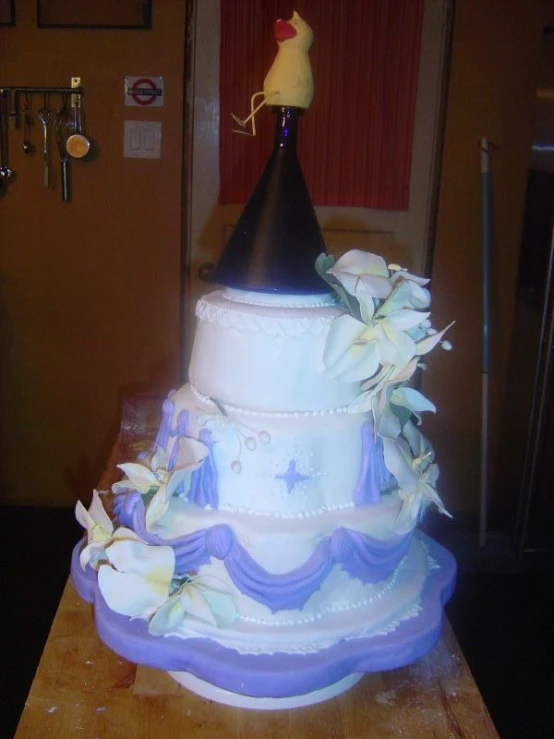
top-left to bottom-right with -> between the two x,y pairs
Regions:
168,670 -> 363,710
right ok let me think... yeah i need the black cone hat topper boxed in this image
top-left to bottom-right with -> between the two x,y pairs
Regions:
212,12 -> 328,294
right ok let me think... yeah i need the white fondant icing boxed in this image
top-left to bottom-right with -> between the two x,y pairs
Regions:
191,384 -> 351,418
236,555 -> 406,626
189,290 -> 359,411
150,537 -> 429,655
172,384 -> 376,515
155,493 -> 403,567
196,291 -> 337,337
223,288 -> 336,308
112,289 -> 436,658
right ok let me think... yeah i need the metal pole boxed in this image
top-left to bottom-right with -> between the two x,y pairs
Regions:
480,138 -> 493,548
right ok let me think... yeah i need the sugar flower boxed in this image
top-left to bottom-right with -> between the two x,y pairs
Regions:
325,249 -> 393,320
113,437 -> 209,530
98,538 -> 175,619
96,536 -> 235,631
318,250 -> 453,425
383,421 -> 451,535
322,283 -> 432,383
388,265 -> 431,310
148,574 -> 236,636
348,359 -> 415,427
324,249 -> 432,319
75,490 -> 139,570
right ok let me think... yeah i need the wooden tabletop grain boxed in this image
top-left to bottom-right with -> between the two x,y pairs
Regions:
14,396 -> 499,738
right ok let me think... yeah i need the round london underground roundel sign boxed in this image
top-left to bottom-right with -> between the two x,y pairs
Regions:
125,76 -> 164,107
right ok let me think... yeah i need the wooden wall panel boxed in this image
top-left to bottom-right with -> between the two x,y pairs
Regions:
421,0 -> 552,514
0,0 -> 186,505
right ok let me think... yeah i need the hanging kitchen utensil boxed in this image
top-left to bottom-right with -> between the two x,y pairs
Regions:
0,89 -> 14,186
55,96 -> 72,202
66,94 -> 90,159
37,96 -> 53,188
0,91 -> 6,190
22,92 -> 34,155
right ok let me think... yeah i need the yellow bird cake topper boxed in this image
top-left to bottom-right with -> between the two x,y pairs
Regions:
232,11 -> 314,136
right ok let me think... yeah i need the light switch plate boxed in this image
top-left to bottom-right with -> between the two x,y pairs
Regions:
124,121 -> 162,159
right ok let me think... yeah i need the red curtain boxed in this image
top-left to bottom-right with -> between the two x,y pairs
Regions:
219,0 -> 424,210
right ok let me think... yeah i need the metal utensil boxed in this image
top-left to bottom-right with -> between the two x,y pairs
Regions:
55,100 -> 72,202
0,92 -> 6,188
66,95 -> 90,160
22,93 -> 34,154
37,103 -> 53,188
0,89 -> 14,185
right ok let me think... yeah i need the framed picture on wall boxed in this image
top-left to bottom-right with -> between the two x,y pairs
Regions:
37,0 -> 152,29
0,0 -> 15,26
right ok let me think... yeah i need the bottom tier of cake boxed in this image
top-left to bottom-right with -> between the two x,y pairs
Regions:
70,532 -> 456,709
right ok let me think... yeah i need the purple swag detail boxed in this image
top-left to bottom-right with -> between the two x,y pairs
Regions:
138,392 -> 175,460
122,403 -> 219,509
166,410 -> 218,507
163,408 -> 193,470
353,423 -> 393,506
70,532 -> 456,699
116,493 -> 411,612
187,427 -> 218,508
153,393 -> 176,455
372,434 -> 394,490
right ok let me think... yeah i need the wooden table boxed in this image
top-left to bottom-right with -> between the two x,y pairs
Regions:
15,397 -> 499,738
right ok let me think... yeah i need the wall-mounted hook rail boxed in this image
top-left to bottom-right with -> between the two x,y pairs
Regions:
0,85 -> 84,127
0,81 -> 87,199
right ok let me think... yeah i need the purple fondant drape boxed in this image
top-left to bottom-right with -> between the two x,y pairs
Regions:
116,493 -> 411,613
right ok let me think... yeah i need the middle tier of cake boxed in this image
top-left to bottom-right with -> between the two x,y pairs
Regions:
163,383 -> 392,516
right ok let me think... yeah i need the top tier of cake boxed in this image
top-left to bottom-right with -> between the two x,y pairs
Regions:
188,288 -> 360,413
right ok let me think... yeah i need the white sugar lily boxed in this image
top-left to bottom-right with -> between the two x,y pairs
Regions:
323,266 -> 441,383
75,490 -> 138,570
113,437 -> 209,531
323,309 -> 420,383
388,268 -> 431,310
98,539 -> 175,619
376,279 -> 430,322
350,359 -> 418,412
333,261 -> 431,326
75,490 -> 113,570
327,249 -> 392,322
391,385 -> 436,422
383,421 -> 451,535
148,574 -> 236,636
348,359 -> 423,433
324,278 -> 453,385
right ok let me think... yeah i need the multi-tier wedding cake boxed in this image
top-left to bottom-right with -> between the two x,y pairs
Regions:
71,12 -> 456,709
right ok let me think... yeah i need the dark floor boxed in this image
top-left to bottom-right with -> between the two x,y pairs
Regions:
1,507 -> 552,739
